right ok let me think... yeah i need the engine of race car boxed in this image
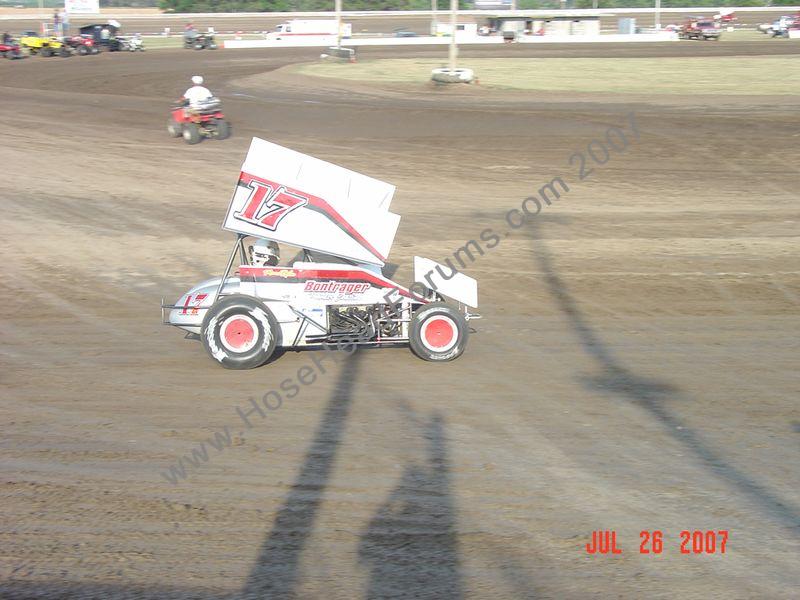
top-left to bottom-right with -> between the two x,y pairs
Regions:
327,304 -> 401,340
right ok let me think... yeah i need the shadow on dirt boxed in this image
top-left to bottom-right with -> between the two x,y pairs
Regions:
240,351 -> 362,597
358,409 -> 464,600
525,220 -> 800,535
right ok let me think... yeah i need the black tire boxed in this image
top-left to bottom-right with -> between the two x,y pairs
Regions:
59,46 -> 70,57
409,302 -> 469,362
167,119 -> 182,138
215,119 -> 231,140
201,295 -> 280,369
182,123 -> 201,144
40,46 -> 52,57
77,44 -> 88,55
91,47 -> 100,54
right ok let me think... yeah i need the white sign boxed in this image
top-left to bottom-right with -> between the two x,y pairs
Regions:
65,0 -> 99,15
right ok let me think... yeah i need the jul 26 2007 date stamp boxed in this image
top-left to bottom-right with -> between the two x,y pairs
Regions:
585,530 -> 729,555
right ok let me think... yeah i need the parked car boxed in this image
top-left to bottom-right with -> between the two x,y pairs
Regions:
393,27 -> 418,37
678,18 -> 720,40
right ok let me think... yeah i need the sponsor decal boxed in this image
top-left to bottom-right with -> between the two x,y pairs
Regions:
262,268 -> 297,279
180,293 -> 208,316
303,280 -> 371,297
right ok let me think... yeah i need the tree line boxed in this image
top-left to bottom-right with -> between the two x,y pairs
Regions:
155,0 -> 799,13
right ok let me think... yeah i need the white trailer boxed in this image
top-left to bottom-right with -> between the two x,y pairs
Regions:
265,19 -> 352,40
435,22 -> 479,38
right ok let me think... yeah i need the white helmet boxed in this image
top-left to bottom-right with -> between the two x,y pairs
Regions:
191,75 -> 204,85
251,239 -> 280,267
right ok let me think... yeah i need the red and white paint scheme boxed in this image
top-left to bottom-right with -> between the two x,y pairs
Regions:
164,138 -> 479,369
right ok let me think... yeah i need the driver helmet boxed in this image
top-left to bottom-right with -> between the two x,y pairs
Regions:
251,239 -> 280,267
191,75 -> 204,85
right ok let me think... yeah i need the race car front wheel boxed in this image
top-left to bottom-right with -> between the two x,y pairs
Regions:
201,295 -> 280,369
409,302 -> 469,362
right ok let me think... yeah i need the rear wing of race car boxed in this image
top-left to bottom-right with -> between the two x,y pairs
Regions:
221,137 -> 400,267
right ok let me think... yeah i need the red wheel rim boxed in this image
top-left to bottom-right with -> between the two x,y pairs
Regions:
421,316 -> 456,351
220,315 -> 257,352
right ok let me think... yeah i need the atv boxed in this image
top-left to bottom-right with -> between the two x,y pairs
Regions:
0,39 -> 22,59
118,34 -> 145,52
65,35 -> 100,55
19,32 -> 72,57
167,98 -> 231,145
184,30 -> 217,50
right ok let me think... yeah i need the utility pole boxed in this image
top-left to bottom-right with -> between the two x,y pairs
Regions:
655,0 -> 661,30
335,0 -> 342,47
448,0 -> 457,72
431,0 -> 438,36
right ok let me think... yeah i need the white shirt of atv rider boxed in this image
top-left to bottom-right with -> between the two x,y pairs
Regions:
184,85 -> 213,109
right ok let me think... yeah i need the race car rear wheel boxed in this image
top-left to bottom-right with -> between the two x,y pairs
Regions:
409,302 -> 469,362
167,119 -> 182,138
77,45 -> 88,55
182,123 -> 201,144
201,295 -> 280,369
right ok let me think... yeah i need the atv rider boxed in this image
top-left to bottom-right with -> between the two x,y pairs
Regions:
182,75 -> 214,111
250,240 -> 280,267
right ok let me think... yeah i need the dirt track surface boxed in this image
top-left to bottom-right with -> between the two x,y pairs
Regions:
1,43 -> 799,598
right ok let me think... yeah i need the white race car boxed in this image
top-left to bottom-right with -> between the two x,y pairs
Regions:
163,138 -> 479,369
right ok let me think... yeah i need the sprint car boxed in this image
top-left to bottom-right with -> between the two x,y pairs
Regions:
163,138 -> 479,369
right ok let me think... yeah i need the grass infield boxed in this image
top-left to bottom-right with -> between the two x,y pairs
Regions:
294,55 -> 800,95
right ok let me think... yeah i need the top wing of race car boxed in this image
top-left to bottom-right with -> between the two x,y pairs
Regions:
222,137 -> 400,267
